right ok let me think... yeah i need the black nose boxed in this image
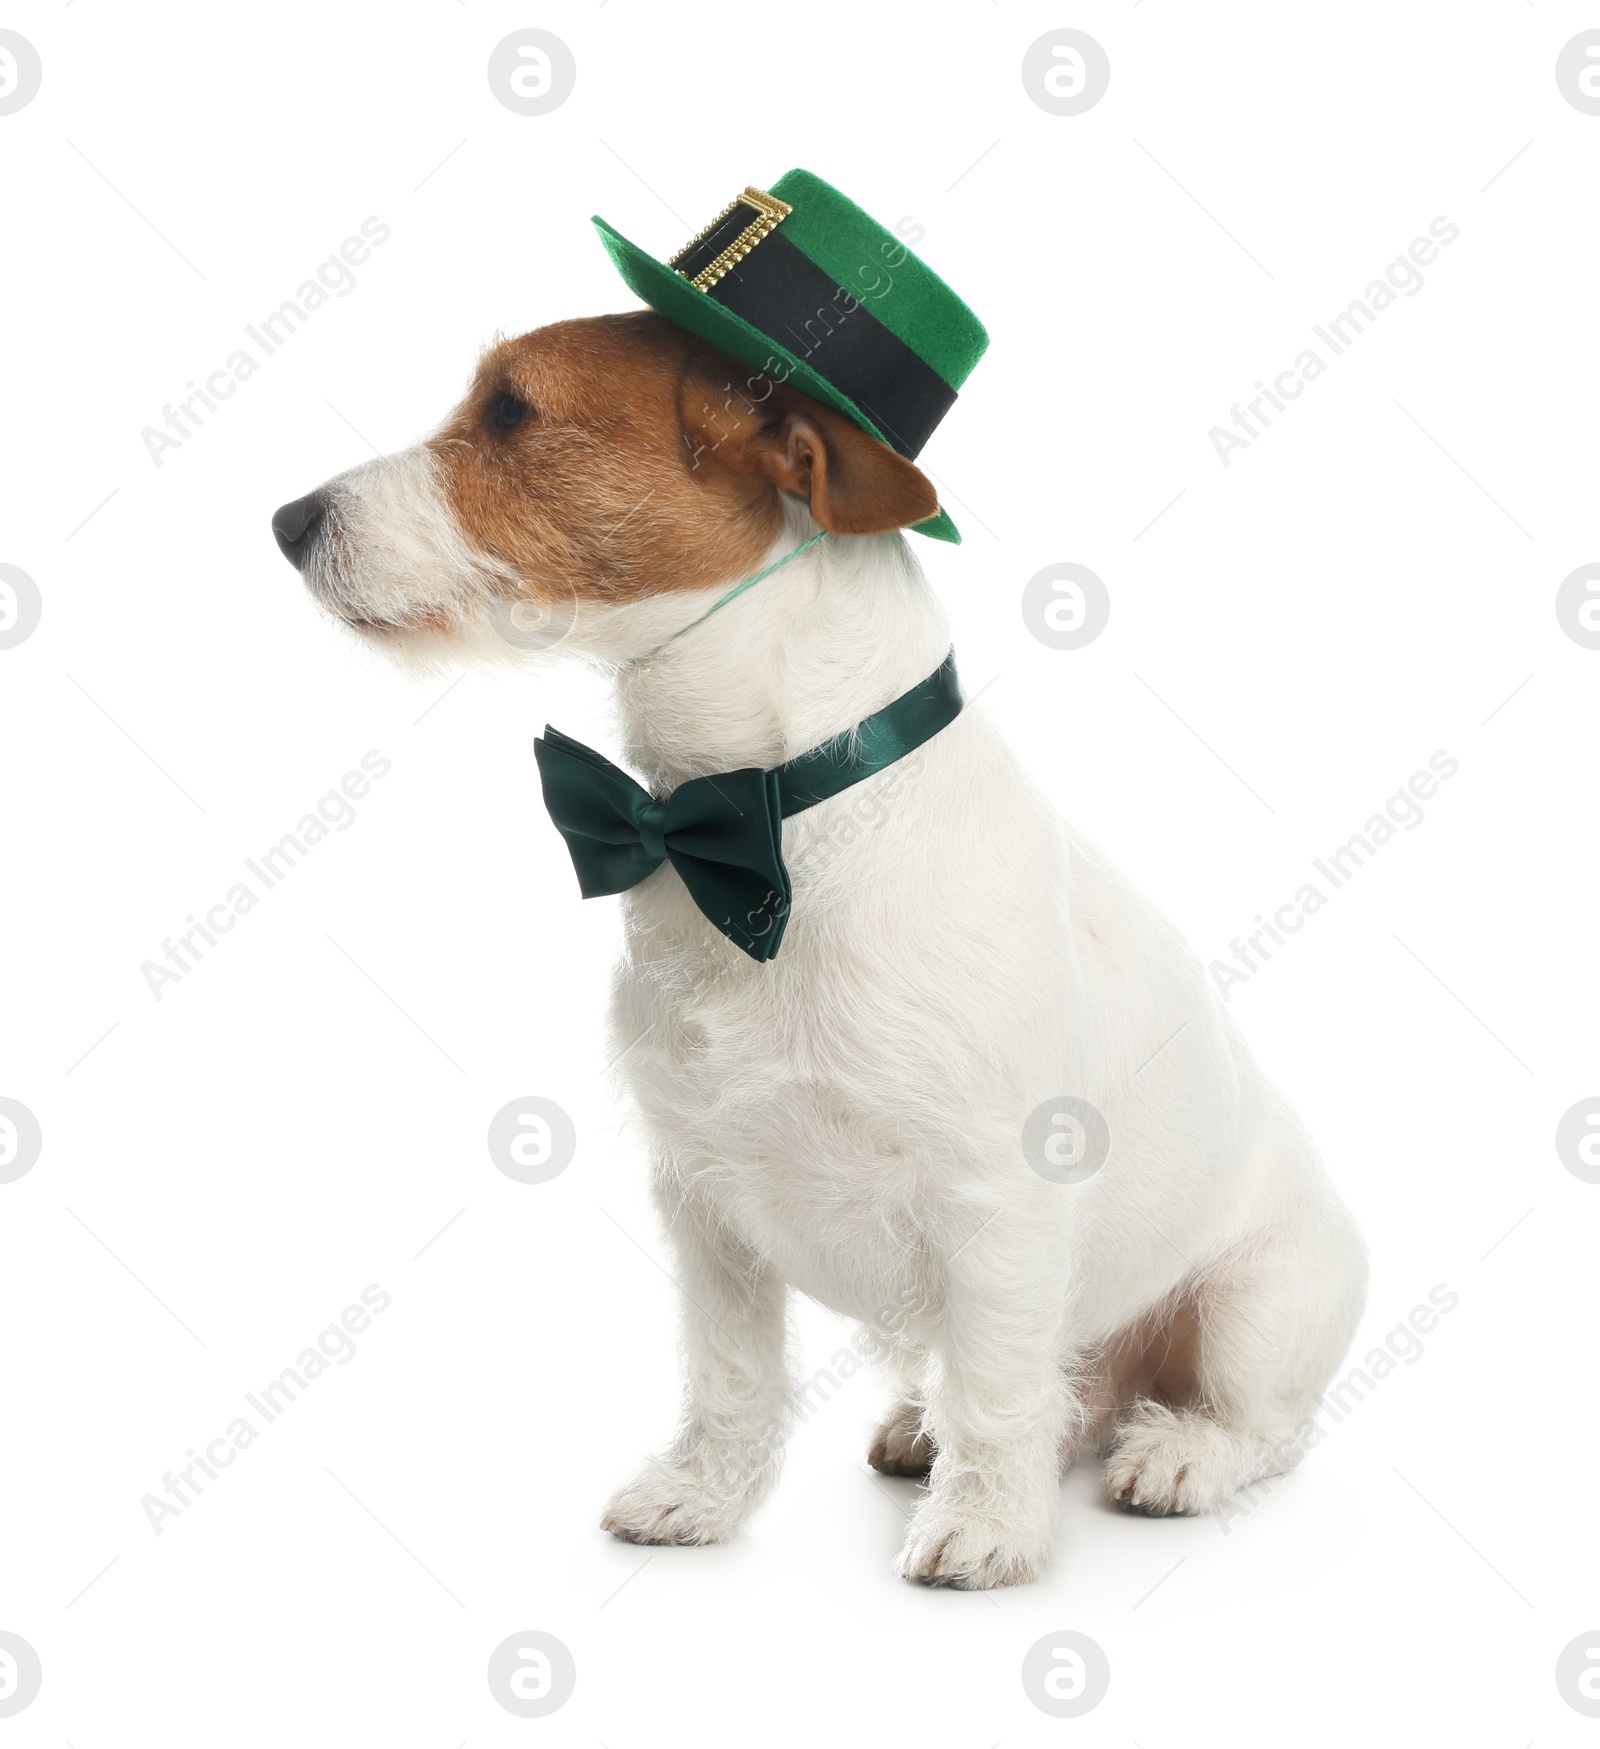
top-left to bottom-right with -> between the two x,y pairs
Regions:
271,494 -> 325,570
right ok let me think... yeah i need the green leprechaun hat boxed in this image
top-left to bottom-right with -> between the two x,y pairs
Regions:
593,169 -> 988,543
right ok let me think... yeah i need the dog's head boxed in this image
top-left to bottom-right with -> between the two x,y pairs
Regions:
272,312 -> 939,669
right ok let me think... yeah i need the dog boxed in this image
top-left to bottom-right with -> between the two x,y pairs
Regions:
272,208 -> 1366,1590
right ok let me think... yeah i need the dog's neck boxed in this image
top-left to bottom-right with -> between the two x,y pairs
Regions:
610,508 -> 952,790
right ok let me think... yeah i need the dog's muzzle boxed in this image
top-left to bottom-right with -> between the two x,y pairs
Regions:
271,493 -> 326,571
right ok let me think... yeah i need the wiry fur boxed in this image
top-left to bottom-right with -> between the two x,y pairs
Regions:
281,318 -> 1367,1589
592,508 -> 1366,1585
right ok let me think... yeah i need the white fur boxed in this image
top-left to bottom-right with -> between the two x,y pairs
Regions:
307,448 -> 497,628
321,480 -> 1367,1588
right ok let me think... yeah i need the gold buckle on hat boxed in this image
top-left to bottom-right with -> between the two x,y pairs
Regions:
669,186 -> 794,292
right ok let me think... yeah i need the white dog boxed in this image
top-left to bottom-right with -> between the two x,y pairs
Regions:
274,307 -> 1366,1589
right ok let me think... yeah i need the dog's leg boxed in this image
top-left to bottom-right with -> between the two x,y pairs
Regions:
1105,1167 -> 1366,1519
601,1182 -> 791,1547
867,1340 -> 935,1478
895,1215 -> 1070,1589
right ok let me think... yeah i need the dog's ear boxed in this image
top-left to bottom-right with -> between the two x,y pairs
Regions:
746,397 -> 940,535
682,366 -> 939,535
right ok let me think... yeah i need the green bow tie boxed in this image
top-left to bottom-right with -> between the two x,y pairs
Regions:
534,653 -> 963,961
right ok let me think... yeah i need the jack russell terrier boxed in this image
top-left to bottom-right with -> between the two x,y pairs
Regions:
272,171 -> 1366,1588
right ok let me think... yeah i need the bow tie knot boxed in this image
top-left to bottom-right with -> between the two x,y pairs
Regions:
635,798 -> 669,866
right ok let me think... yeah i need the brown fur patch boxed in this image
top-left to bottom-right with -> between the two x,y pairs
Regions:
427,311 -> 938,616
1108,1295 -> 1204,1408
1079,1293 -> 1206,1449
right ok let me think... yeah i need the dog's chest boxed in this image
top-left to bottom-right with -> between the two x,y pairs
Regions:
612,714 -> 1059,1314
621,938 -> 947,1317
669,1075 -> 937,1321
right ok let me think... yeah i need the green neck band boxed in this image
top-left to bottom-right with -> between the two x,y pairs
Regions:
634,530 -> 830,662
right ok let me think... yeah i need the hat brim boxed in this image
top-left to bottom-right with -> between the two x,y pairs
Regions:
593,216 -> 959,544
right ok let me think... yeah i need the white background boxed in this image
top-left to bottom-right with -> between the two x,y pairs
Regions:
2,2 -> 1597,1742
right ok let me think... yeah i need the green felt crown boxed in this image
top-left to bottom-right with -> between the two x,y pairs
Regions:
593,169 -> 988,542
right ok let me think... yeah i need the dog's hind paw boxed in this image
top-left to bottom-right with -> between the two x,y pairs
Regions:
868,1402 -> 936,1478
1104,1403 -> 1268,1516
895,1501 -> 1046,1590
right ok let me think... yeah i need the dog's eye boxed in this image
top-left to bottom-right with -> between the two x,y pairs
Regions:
489,392 -> 530,431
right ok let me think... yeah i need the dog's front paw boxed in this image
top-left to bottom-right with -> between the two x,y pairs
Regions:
600,1457 -> 748,1547
895,1499 -> 1047,1590
868,1402 -> 936,1478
